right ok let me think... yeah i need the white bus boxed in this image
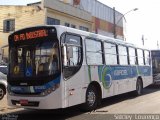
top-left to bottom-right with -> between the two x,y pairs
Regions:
7,25 -> 153,111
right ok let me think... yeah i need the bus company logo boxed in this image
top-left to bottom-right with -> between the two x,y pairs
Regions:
98,66 -> 112,89
114,70 -> 128,76
14,29 -> 48,41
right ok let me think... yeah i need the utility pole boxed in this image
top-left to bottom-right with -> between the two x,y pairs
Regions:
113,8 -> 138,39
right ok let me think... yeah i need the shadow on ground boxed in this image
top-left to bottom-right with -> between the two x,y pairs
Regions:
97,84 -> 160,110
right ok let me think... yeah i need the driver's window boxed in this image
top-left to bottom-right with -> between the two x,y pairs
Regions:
66,46 -> 81,66
61,33 -> 83,79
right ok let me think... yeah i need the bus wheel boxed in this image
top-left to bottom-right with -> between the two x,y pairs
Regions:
0,86 -> 5,100
80,85 -> 98,111
134,78 -> 143,96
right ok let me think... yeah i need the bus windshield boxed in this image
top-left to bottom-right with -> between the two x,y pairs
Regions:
9,40 -> 60,78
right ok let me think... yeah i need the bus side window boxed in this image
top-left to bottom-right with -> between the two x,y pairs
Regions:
137,49 -> 144,65
85,39 -> 103,65
118,45 -> 128,65
144,50 -> 150,65
104,42 -> 117,65
128,47 -> 136,65
61,33 -> 83,79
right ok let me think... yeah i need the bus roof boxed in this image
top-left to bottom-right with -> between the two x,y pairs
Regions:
54,25 -> 135,46
9,25 -> 149,51
54,25 -> 149,50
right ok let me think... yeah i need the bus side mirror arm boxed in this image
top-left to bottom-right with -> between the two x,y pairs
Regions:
62,45 -> 68,66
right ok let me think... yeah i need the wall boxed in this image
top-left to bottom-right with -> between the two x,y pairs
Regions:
43,0 -> 91,23
0,5 -> 45,47
46,8 -> 92,31
57,0 -> 124,39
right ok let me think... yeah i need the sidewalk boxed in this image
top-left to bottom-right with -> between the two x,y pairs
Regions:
0,95 -> 21,114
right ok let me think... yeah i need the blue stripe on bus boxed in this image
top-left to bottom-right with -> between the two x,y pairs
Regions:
98,65 -> 151,80
10,76 -> 61,94
98,65 -> 151,89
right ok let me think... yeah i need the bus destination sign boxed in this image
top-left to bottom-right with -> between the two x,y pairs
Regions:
14,29 -> 48,42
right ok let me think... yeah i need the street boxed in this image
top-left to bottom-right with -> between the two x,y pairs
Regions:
1,85 -> 160,120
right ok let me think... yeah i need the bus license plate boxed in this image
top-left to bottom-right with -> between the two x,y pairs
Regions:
20,100 -> 28,105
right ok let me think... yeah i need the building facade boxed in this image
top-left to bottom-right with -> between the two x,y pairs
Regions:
59,0 -> 124,38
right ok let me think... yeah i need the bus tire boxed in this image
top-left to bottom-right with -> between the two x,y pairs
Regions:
0,85 -> 5,100
134,78 -> 143,96
80,85 -> 98,111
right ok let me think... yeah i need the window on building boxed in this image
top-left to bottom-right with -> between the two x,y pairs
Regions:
86,39 -> 103,65
3,19 -> 15,32
118,45 -> 128,65
104,42 -> 117,65
65,23 -> 70,27
47,17 -> 60,25
79,26 -> 89,32
128,47 -> 136,65
71,24 -> 76,28
137,49 -> 144,65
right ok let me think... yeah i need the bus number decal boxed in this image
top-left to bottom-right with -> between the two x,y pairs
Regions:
14,66 -> 20,74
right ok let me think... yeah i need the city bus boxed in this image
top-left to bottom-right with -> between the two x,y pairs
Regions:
7,25 -> 153,111
151,50 -> 160,84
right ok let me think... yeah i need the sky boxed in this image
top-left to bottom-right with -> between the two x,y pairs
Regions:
0,0 -> 159,49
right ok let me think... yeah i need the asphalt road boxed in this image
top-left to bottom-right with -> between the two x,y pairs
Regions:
1,85 -> 160,120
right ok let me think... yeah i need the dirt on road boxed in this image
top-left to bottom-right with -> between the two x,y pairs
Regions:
0,95 -> 21,114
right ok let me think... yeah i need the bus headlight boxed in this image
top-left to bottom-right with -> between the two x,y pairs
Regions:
7,84 -> 15,95
40,83 -> 60,96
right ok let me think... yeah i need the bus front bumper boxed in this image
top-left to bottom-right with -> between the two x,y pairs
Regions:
7,90 -> 63,110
